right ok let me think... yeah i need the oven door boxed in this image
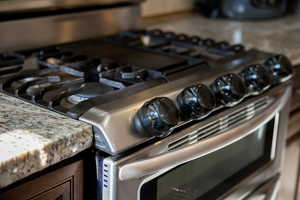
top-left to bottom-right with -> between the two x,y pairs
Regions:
102,84 -> 291,200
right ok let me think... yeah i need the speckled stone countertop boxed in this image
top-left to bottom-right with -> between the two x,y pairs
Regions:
0,93 -> 93,189
144,14 -> 300,65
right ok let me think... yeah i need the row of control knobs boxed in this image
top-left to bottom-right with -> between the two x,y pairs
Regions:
134,55 -> 292,137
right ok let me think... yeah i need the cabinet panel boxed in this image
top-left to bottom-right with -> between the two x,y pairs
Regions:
31,182 -> 70,200
0,160 -> 83,200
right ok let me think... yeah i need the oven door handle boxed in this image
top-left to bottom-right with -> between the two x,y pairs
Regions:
119,87 -> 291,181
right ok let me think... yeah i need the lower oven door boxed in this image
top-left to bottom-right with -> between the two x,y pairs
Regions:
102,84 -> 291,200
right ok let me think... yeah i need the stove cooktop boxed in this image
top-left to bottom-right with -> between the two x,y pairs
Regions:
0,29 -> 293,154
0,30 -> 246,118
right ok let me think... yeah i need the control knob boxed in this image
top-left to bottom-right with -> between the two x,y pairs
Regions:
264,55 -> 293,83
134,97 -> 179,137
177,84 -> 216,120
239,64 -> 271,94
211,73 -> 246,106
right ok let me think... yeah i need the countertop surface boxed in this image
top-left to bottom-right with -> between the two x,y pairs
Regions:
0,93 -> 93,189
144,14 -> 300,66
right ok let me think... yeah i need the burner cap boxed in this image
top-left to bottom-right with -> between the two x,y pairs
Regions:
67,83 -> 114,104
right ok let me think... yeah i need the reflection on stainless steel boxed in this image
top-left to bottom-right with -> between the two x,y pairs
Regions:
27,82 -> 58,97
167,187 -> 196,200
233,30 -> 242,44
11,75 -> 61,91
0,0 -> 144,13
243,175 -> 280,200
0,5 -> 141,51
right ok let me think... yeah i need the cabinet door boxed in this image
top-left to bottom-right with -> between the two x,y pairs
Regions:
278,139 -> 300,200
0,160 -> 83,200
31,182 -> 70,200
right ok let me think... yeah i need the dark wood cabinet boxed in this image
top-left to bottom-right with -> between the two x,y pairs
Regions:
30,182 -> 70,200
0,160 -> 84,200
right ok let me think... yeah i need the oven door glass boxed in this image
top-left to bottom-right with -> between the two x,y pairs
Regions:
140,117 -> 276,200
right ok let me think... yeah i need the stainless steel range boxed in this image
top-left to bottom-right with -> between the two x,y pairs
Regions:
0,29 -> 293,200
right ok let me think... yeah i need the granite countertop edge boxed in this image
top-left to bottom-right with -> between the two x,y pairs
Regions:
0,93 -> 93,189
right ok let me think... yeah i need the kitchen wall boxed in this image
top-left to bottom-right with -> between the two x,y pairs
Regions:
142,0 -> 194,17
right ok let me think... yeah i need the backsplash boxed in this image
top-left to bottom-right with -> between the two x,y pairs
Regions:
142,0 -> 194,17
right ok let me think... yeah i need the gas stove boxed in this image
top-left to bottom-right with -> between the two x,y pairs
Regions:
0,29 -> 293,155
0,29 -> 294,200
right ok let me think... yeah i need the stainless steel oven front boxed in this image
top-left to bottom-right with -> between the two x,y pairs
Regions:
100,82 -> 291,200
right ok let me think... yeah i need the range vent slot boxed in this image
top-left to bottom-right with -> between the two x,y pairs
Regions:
168,97 -> 270,151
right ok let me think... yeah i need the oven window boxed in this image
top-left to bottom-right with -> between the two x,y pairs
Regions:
140,118 -> 275,200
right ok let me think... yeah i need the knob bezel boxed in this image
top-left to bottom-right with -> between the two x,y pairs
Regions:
133,97 -> 179,137
239,64 -> 272,95
177,84 -> 216,120
263,55 -> 293,84
211,73 -> 247,107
